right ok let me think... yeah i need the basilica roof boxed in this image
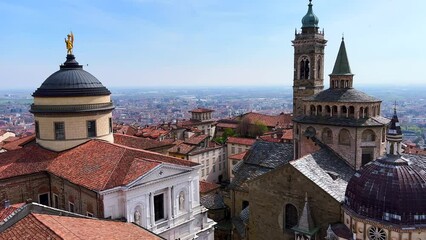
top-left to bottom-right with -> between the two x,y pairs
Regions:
290,148 -> 355,202
304,88 -> 380,103
32,54 -> 111,97
228,141 -> 293,191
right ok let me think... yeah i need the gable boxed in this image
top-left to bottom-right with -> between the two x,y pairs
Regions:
127,164 -> 192,188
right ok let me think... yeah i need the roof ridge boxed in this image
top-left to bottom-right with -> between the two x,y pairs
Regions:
102,147 -> 127,190
28,213 -> 64,239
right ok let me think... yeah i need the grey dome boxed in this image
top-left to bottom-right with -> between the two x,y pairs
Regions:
32,54 -> 111,97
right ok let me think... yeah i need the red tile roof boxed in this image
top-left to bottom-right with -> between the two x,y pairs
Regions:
229,151 -> 248,161
114,133 -> 173,150
216,122 -> 238,129
282,129 -> 293,141
189,108 -> 214,113
259,135 -> 281,143
0,203 -> 25,222
47,140 -> 197,191
199,181 -> 220,194
0,145 -> 58,180
168,143 -> 196,155
227,137 -> 256,146
115,125 -> 138,136
1,134 -> 35,151
185,134 -> 208,145
236,112 -> 292,128
0,213 -> 163,239
0,140 -> 198,191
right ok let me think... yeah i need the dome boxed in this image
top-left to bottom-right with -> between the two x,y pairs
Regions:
302,1 -> 319,28
305,88 -> 380,103
345,155 -> 426,225
33,54 -> 111,97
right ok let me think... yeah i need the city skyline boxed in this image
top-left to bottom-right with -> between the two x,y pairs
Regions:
0,0 -> 425,89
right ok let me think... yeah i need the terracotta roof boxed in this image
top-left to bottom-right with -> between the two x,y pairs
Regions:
199,181 -> 220,194
0,213 -> 162,239
115,125 -> 138,136
136,127 -> 170,139
0,140 -> 197,191
168,143 -> 195,155
229,151 -> 248,161
189,108 -> 214,113
227,137 -> 256,146
114,133 -> 173,150
282,129 -> 293,140
216,122 -> 238,129
0,203 -> 25,222
1,134 -> 36,151
259,135 -> 281,143
47,140 -> 196,191
185,134 -> 208,145
0,145 -> 58,180
236,112 -> 292,128
2,136 -> 20,143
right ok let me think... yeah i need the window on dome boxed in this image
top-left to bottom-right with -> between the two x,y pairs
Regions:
35,121 -> 40,138
54,122 -> 65,140
87,120 -> 97,137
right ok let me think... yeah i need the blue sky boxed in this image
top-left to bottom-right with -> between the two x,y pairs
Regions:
0,0 -> 425,89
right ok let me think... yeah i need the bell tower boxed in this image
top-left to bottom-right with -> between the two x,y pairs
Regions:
292,0 -> 327,117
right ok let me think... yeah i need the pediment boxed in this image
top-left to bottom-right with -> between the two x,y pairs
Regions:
127,164 -> 192,188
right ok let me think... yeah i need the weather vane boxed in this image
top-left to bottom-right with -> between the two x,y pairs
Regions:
65,32 -> 74,55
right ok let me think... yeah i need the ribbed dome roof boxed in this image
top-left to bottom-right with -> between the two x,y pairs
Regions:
305,88 -> 380,103
302,0 -> 319,28
33,54 -> 111,97
345,156 -> 426,225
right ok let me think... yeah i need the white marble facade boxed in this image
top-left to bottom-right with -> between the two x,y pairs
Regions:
101,163 -> 215,240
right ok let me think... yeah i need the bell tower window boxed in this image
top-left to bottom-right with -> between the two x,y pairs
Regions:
317,58 -> 321,79
299,58 -> 310,79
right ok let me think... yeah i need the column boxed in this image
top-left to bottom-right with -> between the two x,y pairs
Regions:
167,187 -> 172,227
150,193 -> 155,228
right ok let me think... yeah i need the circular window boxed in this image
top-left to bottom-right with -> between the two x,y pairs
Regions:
368,226 -> 386,240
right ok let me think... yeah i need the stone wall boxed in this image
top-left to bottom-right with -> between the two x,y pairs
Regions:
248,165 -> 342,240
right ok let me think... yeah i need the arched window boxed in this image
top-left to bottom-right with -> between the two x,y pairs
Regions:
299,58 -> 310,79
325,105 -> 331,116
310,105 -> 316,116
348,106 -> 355,118
338,129 -> 351,146
332,106 -> 338,117
362,129 -> 376,142
305,126 -> 316,138
317,105 -> 323,116
365,107 -> 369,118
359,107 -> 364,118
322,128 -> 333,144
285,204 -> 298,229
341,106 -> 348,117
382,128 -> 386,142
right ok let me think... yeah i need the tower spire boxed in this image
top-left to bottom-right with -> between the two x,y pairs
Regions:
301,0 -> 319,29
331,38 -> 352,76
386,102 -> 403,155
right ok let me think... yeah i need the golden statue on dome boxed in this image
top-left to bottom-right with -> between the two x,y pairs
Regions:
65,32 -> 74,55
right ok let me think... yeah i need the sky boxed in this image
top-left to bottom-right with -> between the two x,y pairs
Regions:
0,0 -> 425,89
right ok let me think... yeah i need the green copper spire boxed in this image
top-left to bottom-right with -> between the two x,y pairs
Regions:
331,37 -> 352,75
302,0 -> 319,28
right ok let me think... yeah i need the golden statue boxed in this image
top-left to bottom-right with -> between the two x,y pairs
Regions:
65,32 -> 74,55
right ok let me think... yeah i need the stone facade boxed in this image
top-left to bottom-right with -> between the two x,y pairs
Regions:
294,122 -> 386,169
248,164 -> 341,240
0,172 -> 101,217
